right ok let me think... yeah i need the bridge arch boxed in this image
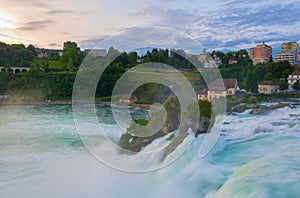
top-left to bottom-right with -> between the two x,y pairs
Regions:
0,66 -> 30,73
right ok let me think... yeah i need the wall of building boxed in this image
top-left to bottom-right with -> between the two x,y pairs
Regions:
274,52 -> 297,65
258,85 -> 278,94
288,74 -> 300,85
249,43 -> 272,65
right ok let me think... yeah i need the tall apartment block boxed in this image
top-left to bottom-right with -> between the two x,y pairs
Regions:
249,42 -> 272,65
281,42 -> 298,53
274,42 -> 299,65
274,52 -> 297,65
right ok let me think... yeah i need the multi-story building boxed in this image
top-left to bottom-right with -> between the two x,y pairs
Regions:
274,42 -> 299,65
281,42 -> 298,54
274,51 -> 297,65
197,78 -> 240,101
288,70 -> 300,85
208,78 -> 239,101
249,42 -> 272,65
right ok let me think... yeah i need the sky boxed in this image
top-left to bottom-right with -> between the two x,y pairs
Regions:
0,0 -> 300,52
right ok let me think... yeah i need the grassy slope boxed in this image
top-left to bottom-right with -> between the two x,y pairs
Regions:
31,58 -> 64,69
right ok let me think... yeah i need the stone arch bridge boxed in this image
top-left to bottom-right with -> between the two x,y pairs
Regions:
0,67 -> 30,74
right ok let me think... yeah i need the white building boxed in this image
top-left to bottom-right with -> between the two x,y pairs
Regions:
88,49 -> 107,57
258,81 -> 278,94
288,70 -> 300,85
37,51 -> 49,59
197,88 -> 209,101
213,56 -> 222,66
274,51 -> 297,65
207,78 -> 240,101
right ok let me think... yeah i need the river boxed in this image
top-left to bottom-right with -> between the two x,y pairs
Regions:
1,103 -> 300,198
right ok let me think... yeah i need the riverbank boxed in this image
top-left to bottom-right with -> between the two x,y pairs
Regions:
1,93 -> 299,110
227,93 -> 300,114
0,100 -> 153,111
0,100 -> 73,106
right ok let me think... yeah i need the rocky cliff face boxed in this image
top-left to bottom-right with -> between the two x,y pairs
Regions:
118,96 -> 181,153
118,97 -> 214,159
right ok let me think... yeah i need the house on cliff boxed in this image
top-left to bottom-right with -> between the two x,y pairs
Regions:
258,81 -> 278,94
198,78 -> 239,101
288,70 -> 300,86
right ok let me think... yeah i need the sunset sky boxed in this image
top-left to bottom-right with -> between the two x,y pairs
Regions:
0,0 -> 299,52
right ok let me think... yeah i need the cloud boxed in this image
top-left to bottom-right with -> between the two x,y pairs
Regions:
78,26 -> 204,54
48,43 -> 61,48
46,9 -> 76,14
130,1 -> 300,51
0,33 -> 11,38
221,4 -> 300,28
33,2 -> 51,9
16,20 -> 54,31
223,0 -> 265,6
78,37 -> 106,49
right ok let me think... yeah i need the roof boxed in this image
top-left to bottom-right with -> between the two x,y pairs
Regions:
258,81 -> 277,86
209,78 -> 237,91
290,70 -> 300,76
198,88 -> 208,95
119,94 -> 136,100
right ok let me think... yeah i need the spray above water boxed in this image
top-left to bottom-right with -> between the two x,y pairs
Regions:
72,26 -> 227,172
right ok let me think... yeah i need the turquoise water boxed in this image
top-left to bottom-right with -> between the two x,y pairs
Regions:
0,104 -> 300,197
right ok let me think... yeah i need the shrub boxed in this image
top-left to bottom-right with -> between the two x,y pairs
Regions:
248,96 -> 257,104
166,134 -> 175,141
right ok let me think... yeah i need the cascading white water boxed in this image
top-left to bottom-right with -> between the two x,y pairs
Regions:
1,104 -> 300,198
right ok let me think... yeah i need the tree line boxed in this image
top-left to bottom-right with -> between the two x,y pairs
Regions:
0,42 -> 201,100
1,41 -> 299,100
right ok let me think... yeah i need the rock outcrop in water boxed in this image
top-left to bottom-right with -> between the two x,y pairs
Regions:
231,103 -> 289,115
118,96 -> 213,159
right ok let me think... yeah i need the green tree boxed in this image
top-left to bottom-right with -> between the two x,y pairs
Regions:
282,69 -> 292,79
264,72 -> 273,81
245,70 -> 258,93
127,52 -> 137,66
30,61 -> 40,70
293,80 -> 300,93
63,41 -> 78,52
278,80 -> 289,93
67,57 -> 73,69
49,50 -> 60,60
60,41 -> 83,68
41,57 -> 49,71
266,61 -> 291,79
254,66 -> 266,81
27,44 -> 37,56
